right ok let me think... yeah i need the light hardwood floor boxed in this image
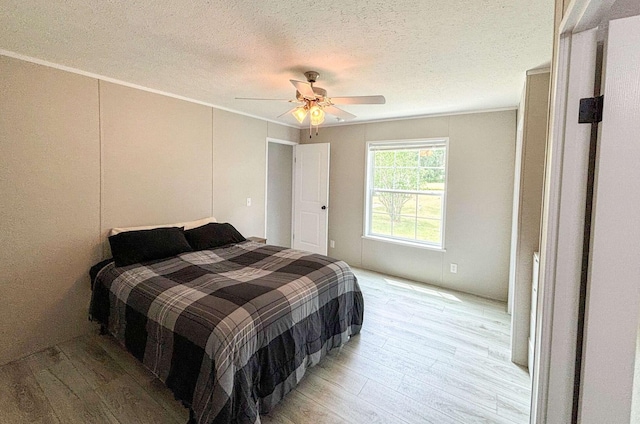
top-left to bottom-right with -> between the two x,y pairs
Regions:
0,268 -> 530,424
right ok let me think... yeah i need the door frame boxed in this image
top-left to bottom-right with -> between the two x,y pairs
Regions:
265,137 -> 298,246
533,27 -> 598,424
533,0 -> 624,422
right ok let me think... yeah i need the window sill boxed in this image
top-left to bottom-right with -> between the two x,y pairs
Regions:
361,235 -> 446,252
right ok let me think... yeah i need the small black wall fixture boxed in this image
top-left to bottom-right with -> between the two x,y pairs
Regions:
578,95 -> 604,124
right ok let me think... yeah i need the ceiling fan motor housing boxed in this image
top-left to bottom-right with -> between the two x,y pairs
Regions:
296,86 -> 327,102
304,71 -> 320,84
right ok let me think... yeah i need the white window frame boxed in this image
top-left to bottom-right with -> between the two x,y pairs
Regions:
363,138 -> 449,251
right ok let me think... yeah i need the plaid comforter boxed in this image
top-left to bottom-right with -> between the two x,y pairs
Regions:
89,241 -> 363,424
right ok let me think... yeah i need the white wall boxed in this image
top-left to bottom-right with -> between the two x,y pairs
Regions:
302,110 -> 516,301
212,111 -> 299,239
100,81 -> 213,256
0,56 -> 100,367
0,54 -> 298,366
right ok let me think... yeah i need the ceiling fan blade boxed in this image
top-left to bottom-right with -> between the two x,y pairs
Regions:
235,97 -> 293,101
290,80 -> 316,99
329,95 -> 386,105
277,106 -> 299,118
324,105 -> 356,121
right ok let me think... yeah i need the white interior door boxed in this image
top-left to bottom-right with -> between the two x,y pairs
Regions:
577,14 -> 640,424
293,143 -> 330,255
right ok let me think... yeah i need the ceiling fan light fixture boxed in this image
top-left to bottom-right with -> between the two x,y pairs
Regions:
309,104 -> 325,126
292,106 -> 308,123
237,71 -> 385,131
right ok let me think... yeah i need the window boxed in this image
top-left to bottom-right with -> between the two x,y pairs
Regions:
365,139 -> 448,249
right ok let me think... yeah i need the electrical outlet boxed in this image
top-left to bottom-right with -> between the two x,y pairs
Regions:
450,263 -> 458,274
330,240 -> 335,248
246,197 -> 251,206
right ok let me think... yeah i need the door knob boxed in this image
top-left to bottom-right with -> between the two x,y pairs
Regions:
321,206 -> 327,210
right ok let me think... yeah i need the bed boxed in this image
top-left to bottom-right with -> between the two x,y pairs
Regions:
89,222 -> 363,424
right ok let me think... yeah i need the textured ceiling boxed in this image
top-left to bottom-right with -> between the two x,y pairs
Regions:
0,0 -> 553,127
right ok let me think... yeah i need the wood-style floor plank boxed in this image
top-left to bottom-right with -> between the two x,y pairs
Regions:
431,358 -> 531,404
319,343 -> 406,390
498,395 -> 531,422
294,372 -> 405,424
259,409 -> 297,424
140,378 -> 191,423
306,355 -> 368,396
93,335 -> 156,385
265,389 -> 349,424
32,366 -> 120,424
95,374 -> 180,424
0,267 -> 530,423
358,379 -> 461,424
396,374 -> 518,424
0,360 -> 60,424
93,335 -> 189,422
342,336 -> 438,377
57,335 -> 126,390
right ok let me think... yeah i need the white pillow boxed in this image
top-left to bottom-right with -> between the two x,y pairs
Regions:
109,216 -> 217,236
182,216 -> 218,230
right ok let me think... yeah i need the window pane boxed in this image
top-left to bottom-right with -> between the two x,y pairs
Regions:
394,167 -> 418,190
419,168 -> 445,191
371,213 -> 391,235
394,150 -> 419,167
374,167 -> 394,189
392,216 -> 416,239
371,191 -> 389,214
417,218 -> 441,244
374,192 -> 411,221
419,147 -> 446,167
399,194 -> 417,216
374,151 -> 394,167
417,195 -> 442,219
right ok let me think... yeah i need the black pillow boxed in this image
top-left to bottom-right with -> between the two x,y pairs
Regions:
108,227 -> 193,267
184,223 -> 246,251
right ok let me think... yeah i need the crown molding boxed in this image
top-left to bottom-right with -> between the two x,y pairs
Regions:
0,49 -> 300,129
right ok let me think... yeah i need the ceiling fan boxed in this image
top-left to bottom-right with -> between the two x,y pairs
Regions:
237,71 -> 385,135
